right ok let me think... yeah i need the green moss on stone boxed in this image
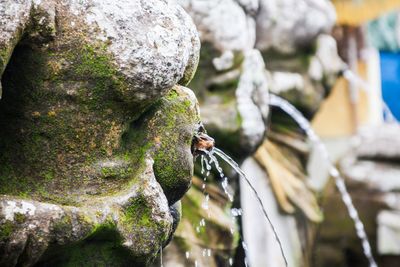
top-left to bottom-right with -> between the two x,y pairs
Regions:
121,86 -> 199,204
121,195 -> 152,229
14,213 -> 27,224
0,220 -> 14,241
37,226 -> 138,267
151,89 -> 197,204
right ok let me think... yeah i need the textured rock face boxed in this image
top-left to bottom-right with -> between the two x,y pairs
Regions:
341,125 -> 400,191
235,49 -> 269,149
179,0 -> 335,55
314,125 -> 400,267
256,0 -> 336,53
178,0 -> 256,52
0,159 -> 172,266
176,1 -> 342,267
0,0 -> 200,266
0,0 -> 200,106
179,0 -> 340,154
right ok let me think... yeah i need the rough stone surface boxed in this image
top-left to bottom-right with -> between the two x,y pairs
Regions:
70,0 -> 199,106
0,0 -> 201,265
0,0 -> 199,108
195,49 -> 269,158
0,158 -> 173,266
268,71 -> 305,94
256,0 -> 336,53
236,49 -> 269,150
340,125 -> 400,192
178,0 -> 256,52
308,34 -> 344,85
377,210 -> 400,255
356,124 -> 400,161
315,125 -> 400,266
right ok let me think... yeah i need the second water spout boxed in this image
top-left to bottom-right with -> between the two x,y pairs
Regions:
269,94 -> 378,267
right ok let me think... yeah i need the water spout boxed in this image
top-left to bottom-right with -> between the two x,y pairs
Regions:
192,132 -> 215,156
269,94 -> 378,267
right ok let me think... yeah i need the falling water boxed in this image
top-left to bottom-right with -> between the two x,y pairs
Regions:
269,94 -> 378,267
200,154 -> 246,265
205,147 -> 289,267
198,154 -> 238,266
160,246 -> 163,267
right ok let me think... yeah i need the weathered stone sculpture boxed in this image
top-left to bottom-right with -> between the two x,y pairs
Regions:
168,1 -> 341,267
179,0 -> 340,156
0,0 -> 201,266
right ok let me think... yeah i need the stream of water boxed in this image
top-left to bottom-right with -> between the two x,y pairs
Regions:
200,154 -> 247,266
188,71 -> 388,266
204,147 -> 289,267
269,94 -> 378,267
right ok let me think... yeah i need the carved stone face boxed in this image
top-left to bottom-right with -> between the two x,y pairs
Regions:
0,0 -> 200,265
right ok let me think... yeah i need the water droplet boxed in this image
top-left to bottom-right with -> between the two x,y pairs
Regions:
201,155 -> 205,174
231,208 -> 243,217
201,194 -> 209,210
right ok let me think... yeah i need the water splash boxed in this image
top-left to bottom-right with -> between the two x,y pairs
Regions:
201,155 -> 205,174
269,94 -> 378,267
229,257 -> 234,266
209,153 -> 234,201
208,147 -> 289,267
198,153 -> 236,266
199,155 -> 240,265
200,153 -> 264,266
242,241 -> 250,267
231,208 -> 243,217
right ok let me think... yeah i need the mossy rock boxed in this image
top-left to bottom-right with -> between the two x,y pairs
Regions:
0,1 -> 201,265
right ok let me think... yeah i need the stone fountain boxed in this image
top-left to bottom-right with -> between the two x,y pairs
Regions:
0,0 -> 201,265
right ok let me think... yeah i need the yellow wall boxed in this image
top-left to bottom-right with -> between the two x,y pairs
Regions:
333,0 -> 400,25
311,63 -> 369,137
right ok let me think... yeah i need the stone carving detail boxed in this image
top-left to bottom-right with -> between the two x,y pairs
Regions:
0,0 -> 200,265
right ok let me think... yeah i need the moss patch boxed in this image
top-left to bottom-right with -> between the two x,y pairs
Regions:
121,196 -> 152,229
0,220 -> 14,241
37,227 -> 139,267
121,86 -> 199,204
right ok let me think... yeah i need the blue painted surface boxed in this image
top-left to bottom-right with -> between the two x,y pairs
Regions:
380,52 -> 400,120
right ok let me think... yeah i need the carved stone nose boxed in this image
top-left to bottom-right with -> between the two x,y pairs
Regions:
192,132 -> 215,155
